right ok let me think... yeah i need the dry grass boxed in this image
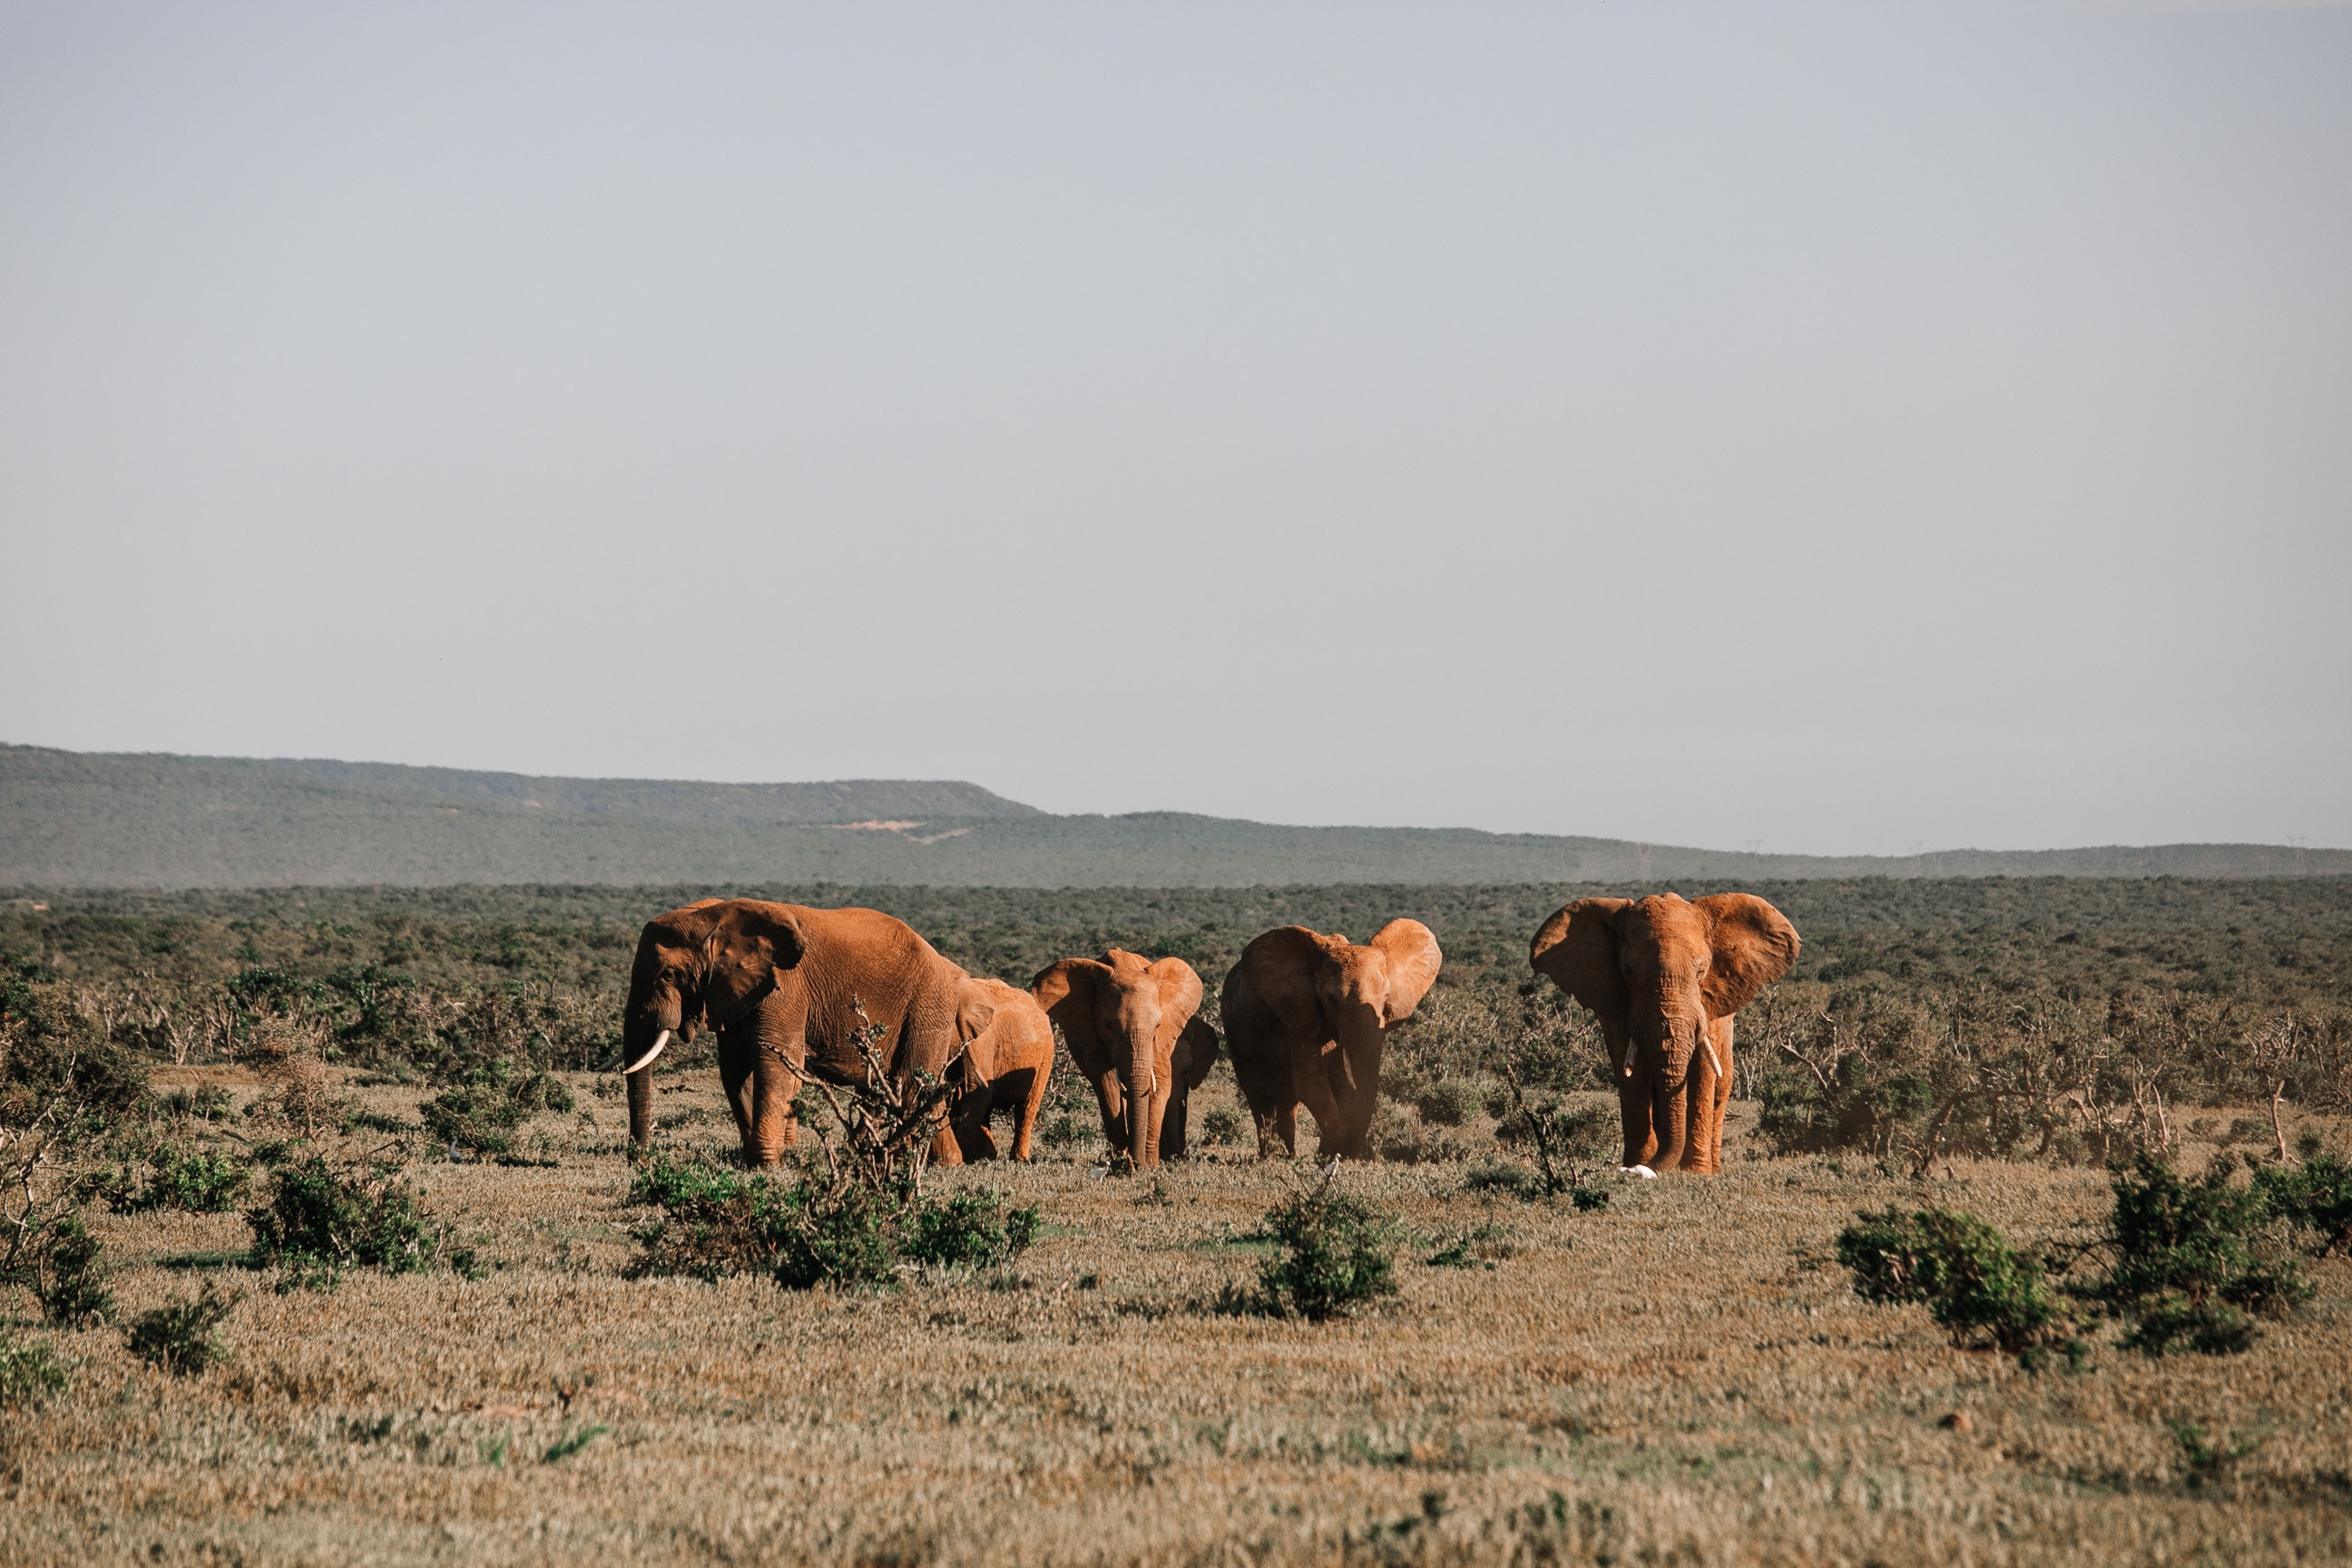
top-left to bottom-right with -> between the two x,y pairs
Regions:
4,1067 -> 2348,1567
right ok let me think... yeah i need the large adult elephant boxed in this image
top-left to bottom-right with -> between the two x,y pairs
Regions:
614,899 -> 974,1168
1223,921 -> 1443,1160
1030,950 -> 1217,1170
1529,892 -> 1799,1175
947,976 -> 1055,1162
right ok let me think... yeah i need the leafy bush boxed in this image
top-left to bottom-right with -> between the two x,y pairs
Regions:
1223,1174 -> 1399,1321
2252,1151 -> 2352,1258
2078,1153 -> 2309,1356
418,1062 -> 569,1156
1759,1059 -> 1934,1161
1836,1206 -> 2073,1362
1413,1079 -> 1484,1129
123,1283 -> 237,1376
99,1142 -> 250,1215
626,1148 -> 747,1210
900,1189 -> 1042,1271
1200,1107 -> 1243,1146
627,1168 -> 1035,1289
769,1181 -> 900,1290
628,1181 -> 794,1283
244,1157 -> 437,1284
0,1327 -> 70,1408
162,1085 -> 236,1122
6,1214 -> 113,1328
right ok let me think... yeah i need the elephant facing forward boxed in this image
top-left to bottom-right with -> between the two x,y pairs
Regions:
1031,950 -> 1218,1169
1224,920 -> 1443,1160
615,899 -> 973,1168
1529,892 -> 1799,1175
948,977 -> 1055,1161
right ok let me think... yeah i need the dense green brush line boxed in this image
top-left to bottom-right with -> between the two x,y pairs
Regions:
10,875 -> 2351,933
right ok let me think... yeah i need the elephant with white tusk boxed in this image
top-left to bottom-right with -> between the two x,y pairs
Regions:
1529,892 -> 1799,1175
615,898 -> 975,1169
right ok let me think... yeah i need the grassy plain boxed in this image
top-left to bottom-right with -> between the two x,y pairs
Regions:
5,1061 -> 2351,1567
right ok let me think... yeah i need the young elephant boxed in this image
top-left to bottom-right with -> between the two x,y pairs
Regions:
1223,920 -> 1443,1160
948,976 -> 1055,1161
1030,950 -> 1219,1169
1529,892 -> 1799,1175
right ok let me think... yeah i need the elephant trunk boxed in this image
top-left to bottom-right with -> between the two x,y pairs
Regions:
627,1061 -> 655,1151
1650,1069 -> 1691,1171
1332,1009 -> 1387,1158
1127,1034 -> 1155,1169
620,999 -> 683,1151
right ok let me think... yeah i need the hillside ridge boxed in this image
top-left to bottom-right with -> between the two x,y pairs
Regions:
4,743 -> 2344,887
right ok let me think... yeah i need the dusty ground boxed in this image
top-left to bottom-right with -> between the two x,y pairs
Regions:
4,1066 -> 2348,1567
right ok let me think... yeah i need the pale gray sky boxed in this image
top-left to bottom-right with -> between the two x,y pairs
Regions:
4,2 -> 2347,855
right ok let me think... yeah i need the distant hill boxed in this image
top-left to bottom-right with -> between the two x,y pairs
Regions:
3,743 -> 2344,888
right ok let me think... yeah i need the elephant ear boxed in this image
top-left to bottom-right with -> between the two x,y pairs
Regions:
706,901 -> 808,1014
1528,899 -> 1632,1025
1694,894 -> 1800,1016
718,901 -> 809,968
951,979 -> 1000,1089
1031,958 -> 1108,1073
1367,919 -> 1442,1025
1173,1015 -> 1220,1091
1147,956 -> 1204,1065
1238,927 -> 1332,1044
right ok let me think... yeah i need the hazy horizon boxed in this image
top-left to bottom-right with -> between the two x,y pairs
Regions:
5,4 -> 2347,857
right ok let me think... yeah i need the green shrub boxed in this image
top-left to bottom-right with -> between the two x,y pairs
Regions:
769,1181 -> 900,1290
162,1085 -> 236,1122
100,1142 -> 250,1215
1414,1080 -> 1484,1129
2079,1153 -> 2308,1357
900,1189 -> 1042,1271
1200,1107 -> 1243,1146
625,1168 -> 905,1290
123,1283 -> 237,1376
244,1157 -> 437,1283
416,1063 -> 544,1156
1759,1060 -> 1934,1161
1837,1206 -> 2073,1362
16,1215 -> 113,1328
626,1149 -> 747,1210
0,1327 -> 70,1408
1230,1176 -> 1399,1321
626,1181 -> 786,1283
2252,1152 -> 2352,1257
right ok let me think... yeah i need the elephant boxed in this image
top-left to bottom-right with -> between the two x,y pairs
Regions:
1528,892 -> 1799,1175
1030,950 -> 1218,1169
947,976 -> 1055,1161
1222,920 -> 1443,1160
614,898 -> 975,1168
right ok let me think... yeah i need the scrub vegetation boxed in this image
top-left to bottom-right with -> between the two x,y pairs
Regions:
2,877 -> 2350,1563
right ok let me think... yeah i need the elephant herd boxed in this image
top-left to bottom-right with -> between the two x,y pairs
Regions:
612,891 -> 1799,1177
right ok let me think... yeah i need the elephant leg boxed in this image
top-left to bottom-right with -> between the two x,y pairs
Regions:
1093,1072 -> 1128,1155
1618,1078 -> 1658,1169
1255,1101 -> 1297,1159
1010,1065 -> 1048,1162
743,1016 -> 806,1170
1294,1047 -> 1348,1161
1694,1016 -> 1735,1173
719,1030 -> 758,1152
1161,1085 -> 1189,1161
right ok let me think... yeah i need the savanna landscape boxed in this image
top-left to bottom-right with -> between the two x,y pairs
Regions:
5,877 -> 2351,1564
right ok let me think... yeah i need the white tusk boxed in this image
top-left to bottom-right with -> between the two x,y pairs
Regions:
622,1029 -> 671,1075
1700,1037 -> 1724,1083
